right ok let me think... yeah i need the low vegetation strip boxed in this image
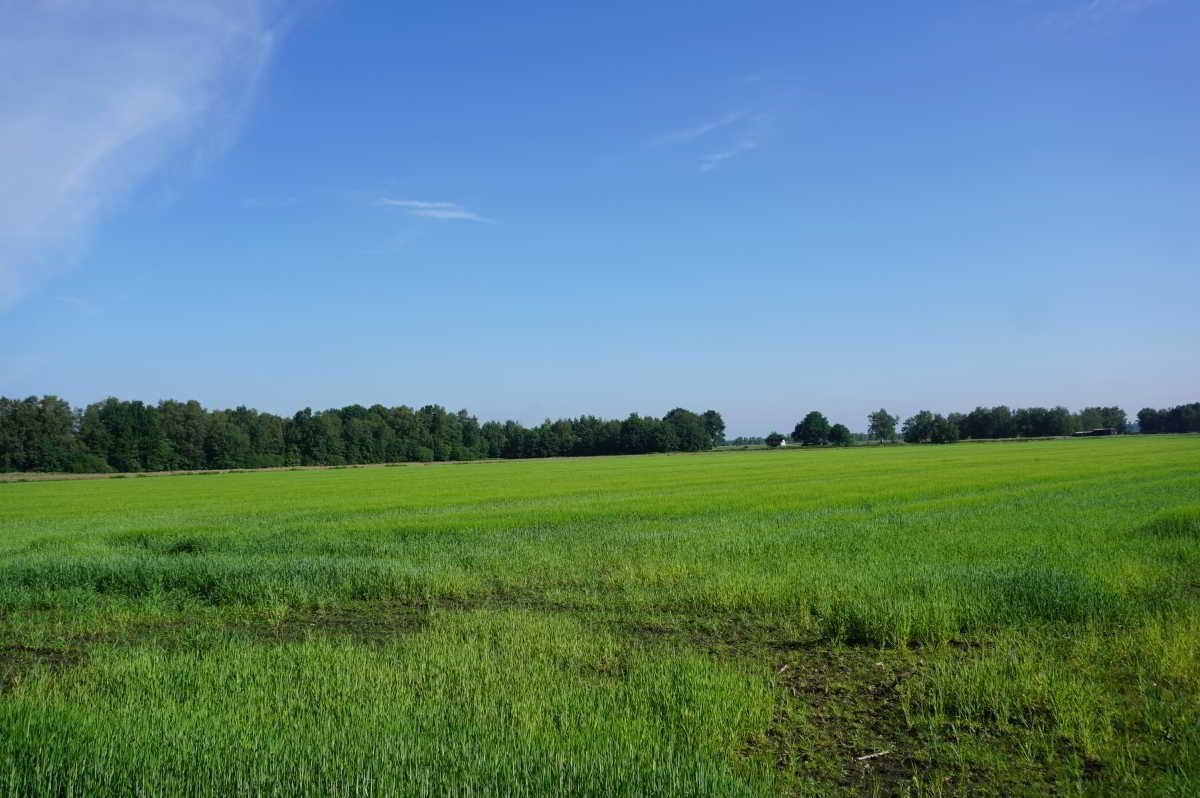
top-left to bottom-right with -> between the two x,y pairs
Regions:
0,436 -> 1197,795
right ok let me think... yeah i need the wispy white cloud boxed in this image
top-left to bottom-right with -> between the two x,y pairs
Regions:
0,1 -> 280,308
409,208 -> 494,222
699,137 -> 761,172
654,104 -> 774,172
379,199 -> 495,223
653,112 -> 747,145
1042,0 -> 1162,33
378,199 -> 459,209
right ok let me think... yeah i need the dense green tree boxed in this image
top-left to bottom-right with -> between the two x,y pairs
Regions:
866,409 -> 898,442
158,400 -> 208,470
539,422 -> 562,458
1077,406 -> 1104,431
828,423 -> 852,447
701,410 -> 726,447
792,411 -> 831,446
902,411 -> 935,443
991,406 -> 1017,438
902,410 -> 955,441
1077,406 -> 1127,433
78,398 -> 169,472
0,396 -> 84,472
479,420 -> 507,459
664,408 -> 710,451
902,411 -> 958,444
1138,403 -> 1200,434
204,411 -> 254,469
929,415 -> 960,444
599,419 -> 623,454
765,432 -> 785,448
645,418 -> 679,453
1050,406 -> 1076,436
951,406 -> 993,440
458,410 -> 483,459
618,414 -> 652,454
1012,407 -> 1038,437
959,406 -> 994,439
568,415 -> 616,457
1010,406 -> 1075,437
500,420 -> 526,459
1169,403 -> 1200,432
947,412 -> 966,436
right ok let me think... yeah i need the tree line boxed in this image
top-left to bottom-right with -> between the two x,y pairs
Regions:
0,396 -> 726,474
1136,402 -> 1200,435
879,405 -> 1134,444
769,402 -> 1194,446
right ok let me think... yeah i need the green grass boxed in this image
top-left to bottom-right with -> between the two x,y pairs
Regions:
1,436 -> 1197,795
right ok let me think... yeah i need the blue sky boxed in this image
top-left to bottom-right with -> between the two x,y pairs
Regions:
2,0 -> 1197,437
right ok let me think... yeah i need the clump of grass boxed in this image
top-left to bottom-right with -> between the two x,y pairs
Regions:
1140,505 -> 1200,539
964,563 -> 1129,625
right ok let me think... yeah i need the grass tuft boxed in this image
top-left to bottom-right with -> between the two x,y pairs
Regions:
1140,505 -> 1200,539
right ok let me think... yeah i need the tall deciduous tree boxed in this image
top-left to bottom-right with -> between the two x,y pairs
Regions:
701,410 -> 725,447
867,409 -> 898,442
792,411 -> 831,446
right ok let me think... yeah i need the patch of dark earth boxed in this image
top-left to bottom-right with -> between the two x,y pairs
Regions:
757,644 -> 1108,797
247,604 -> 434,644
0,644 -> 84,694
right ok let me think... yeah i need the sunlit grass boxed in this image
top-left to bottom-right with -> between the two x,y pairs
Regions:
1,611 -> 776,797
1,436 -> 1197,795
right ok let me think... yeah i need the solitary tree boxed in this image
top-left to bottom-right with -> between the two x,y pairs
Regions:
765,432 -> 786,448
867,409 -> 898,442
792,411 -> 831,446
828,423 -> 852,447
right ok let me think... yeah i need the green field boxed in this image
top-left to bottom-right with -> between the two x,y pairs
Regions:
1,436 -> 1197,796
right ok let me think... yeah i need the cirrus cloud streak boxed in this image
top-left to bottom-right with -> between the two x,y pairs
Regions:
379,199 -> 495,223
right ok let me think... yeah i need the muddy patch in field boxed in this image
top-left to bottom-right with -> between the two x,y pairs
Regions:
753,639 -> 1112,797
242,603 -> 436,644
245,591 -> 628,645
758,644 -> 931,795
0,644 -> 84,694
714,633 -> 1097,797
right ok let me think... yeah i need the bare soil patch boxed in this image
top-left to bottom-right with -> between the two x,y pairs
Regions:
0,644 -> 84,694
